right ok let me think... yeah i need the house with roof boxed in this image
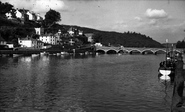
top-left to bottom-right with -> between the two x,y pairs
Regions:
27,11 -> 37,21
78,30 -> 83,36
68,27 -> 82,37
68,27 -> 75,36
5,9 -> 16,19
15,9 -> 29,24
36,13 -> 43,21
5,12 -> 12,19
84,33 -> 94,43
18,37 -> 44,49
39,33 -> 60,45
35,27 -> 44,35
15,9 -> 22,19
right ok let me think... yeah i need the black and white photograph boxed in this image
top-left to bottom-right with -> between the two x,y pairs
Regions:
0,0 -> 185,112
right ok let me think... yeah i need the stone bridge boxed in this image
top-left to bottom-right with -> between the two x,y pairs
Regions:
95,46 -> 182,54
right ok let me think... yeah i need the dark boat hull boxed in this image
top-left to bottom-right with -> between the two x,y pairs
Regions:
158,60 -> 175,81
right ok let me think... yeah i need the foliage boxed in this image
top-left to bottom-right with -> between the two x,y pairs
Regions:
92,31 -> 164,48
0,26 -> 35,41
61,25 -> 164,48
176,40 -> 185,48
75,35 -> 88,44
0,1 -> 14,16
44,9 -> 61,27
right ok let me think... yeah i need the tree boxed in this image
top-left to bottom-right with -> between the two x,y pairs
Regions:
0,1 -> 14,16
44,9 -> 61,27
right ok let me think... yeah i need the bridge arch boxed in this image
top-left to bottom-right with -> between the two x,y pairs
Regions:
141,49 -> 154,54
107,49 -> 117,54
154,49 -> 166,54
96,49 -> 106,54
129,49 -> 142,54
118,50 -> 128,54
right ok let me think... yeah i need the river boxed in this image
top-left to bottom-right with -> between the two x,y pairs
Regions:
0,54 -> 175,112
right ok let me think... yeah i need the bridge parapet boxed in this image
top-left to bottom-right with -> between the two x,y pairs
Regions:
95,46 -> 183,54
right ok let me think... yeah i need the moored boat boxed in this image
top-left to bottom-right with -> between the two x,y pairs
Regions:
158,60 -> 175,76
158,39 -> 176,80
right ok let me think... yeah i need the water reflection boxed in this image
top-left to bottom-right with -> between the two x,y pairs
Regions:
0,54 -> 176,112
158,73 -> 175,83
159,80 -> 173,112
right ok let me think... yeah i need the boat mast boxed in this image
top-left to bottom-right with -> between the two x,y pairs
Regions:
166,39 -> 168,62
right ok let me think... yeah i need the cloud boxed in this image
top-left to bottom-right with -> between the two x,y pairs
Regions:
66,0 -> 105,1
145,8 -> 168,19
2,0 -> 34,9
134,16 -> 142,21
149,19 -> 157,26
33,0 -> 67,13
2,0 -> 68,14
111,20 -> 128,31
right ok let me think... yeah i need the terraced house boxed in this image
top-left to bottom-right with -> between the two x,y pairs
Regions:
18,37 -> 44,49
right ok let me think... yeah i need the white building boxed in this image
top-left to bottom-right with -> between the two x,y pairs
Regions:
35,27 -> 44,35
15,9 -> 22,18
18,37 -> 44,49
26,11 -> 33,20
27,11 -> 36,21
94,43 -> 102,47
36,13 -> 43,21
68,27 -> 75,36
79,30 -> 83,36
5,12 -> 12,19
85,33 -> 94,43
6,43 -> 14,48
39,33 -> 59,45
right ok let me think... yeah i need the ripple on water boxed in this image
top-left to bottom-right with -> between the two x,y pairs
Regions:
0,54 -> 174,112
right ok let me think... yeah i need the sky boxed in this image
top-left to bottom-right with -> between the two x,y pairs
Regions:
2,0 -> 185,43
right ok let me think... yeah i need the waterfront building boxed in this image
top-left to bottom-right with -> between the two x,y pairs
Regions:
94,43 -> 103,47
18,37 -> 44,49
6,43 -> 14,48
39,33 -> 59,45
0,36 -> 6,45
54,30 -> 62,44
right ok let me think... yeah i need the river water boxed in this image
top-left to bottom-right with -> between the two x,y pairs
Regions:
0,54 -> 176,112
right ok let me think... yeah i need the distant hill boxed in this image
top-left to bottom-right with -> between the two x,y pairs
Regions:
59,24 -> 164,48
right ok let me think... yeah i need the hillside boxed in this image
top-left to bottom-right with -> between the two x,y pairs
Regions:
59,24 -> 164,48
0,17 -> 164,48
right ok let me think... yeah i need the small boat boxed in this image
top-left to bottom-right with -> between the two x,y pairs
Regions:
158,59 -> 175,76
158,39 -> 176,80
